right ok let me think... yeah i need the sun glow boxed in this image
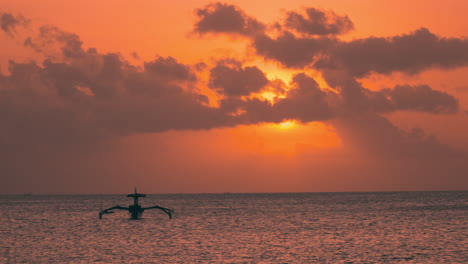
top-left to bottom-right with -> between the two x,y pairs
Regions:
259,91 -> 278,102
276,120 -> 297,129
256,90 -> 286,103
228,121 -> 342,157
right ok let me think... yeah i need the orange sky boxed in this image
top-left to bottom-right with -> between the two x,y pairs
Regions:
3,0 -> 468,62
1,0 -> 468,194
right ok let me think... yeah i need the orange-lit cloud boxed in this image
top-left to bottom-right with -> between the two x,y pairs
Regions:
193,2 -> 265,37
283,7 -> 354,36
0,12 -> 28,35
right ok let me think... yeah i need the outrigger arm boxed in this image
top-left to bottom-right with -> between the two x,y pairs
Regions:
142,206 -> 173,219
99,206 -> 128,219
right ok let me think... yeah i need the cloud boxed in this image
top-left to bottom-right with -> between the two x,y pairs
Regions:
2,7 -> 468,193
2,23 -> 460,154
315,28 -> 468,76
209,59 -> 269,96
23,26 -> 85,58
0,12 -> 28,35
330,113 -> 468,190
144,56 -> 196,82
1,29 -> 235,153
376,85 -> 459,114
322,70 -> 459,114
253,31 -> 334,68
283,7 -> 354,36
225,73 -> 332,124
251,27 -> 468,76
193,2 -> 265,37
273,73 -> 332,122
192,5 -> 468,77
218,68 -> 458,126
332,113 -> 468,167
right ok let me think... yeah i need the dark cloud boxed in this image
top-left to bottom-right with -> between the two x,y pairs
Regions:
193,2 -> 265,37
273,73 -> 332,122
1,30 -> 235,152
3,24 -> 460,151
316,28 -> 468,76
321,70 -> 372,113
209,59 -> 269,96
252,27 -> 468,76
192,5 -> 468,77
0,12 -> 28,35
330,113 -> 468,191
253,31 -> 333,68
144,56 -> 196,82
377,85 -> 459,114
223,73 -> 332,124
23,26 -> 86,59
322,70 -> 459,115
333,113 -> 467,164
284,8 -> 353,36
215,67 -> 458,126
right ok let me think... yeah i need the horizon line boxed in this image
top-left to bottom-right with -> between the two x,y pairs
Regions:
2,189 -> 467,196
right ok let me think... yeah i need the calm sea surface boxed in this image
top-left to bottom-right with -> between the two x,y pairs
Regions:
1,191 -> 467,263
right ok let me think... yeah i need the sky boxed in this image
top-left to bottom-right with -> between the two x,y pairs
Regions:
1,0 -> 468,194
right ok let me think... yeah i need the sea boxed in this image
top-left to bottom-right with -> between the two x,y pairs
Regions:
1,191 -> 467,263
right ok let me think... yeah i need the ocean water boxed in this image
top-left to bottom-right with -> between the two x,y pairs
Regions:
1,191 -> 467,263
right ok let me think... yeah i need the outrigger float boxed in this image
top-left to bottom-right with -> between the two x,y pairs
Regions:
99,189 -> 173,220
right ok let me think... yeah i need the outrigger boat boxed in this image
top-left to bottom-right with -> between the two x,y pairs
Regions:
99,189 -> 173,220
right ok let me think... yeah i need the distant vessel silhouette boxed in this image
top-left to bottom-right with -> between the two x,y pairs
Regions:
99,188 -> 173,220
